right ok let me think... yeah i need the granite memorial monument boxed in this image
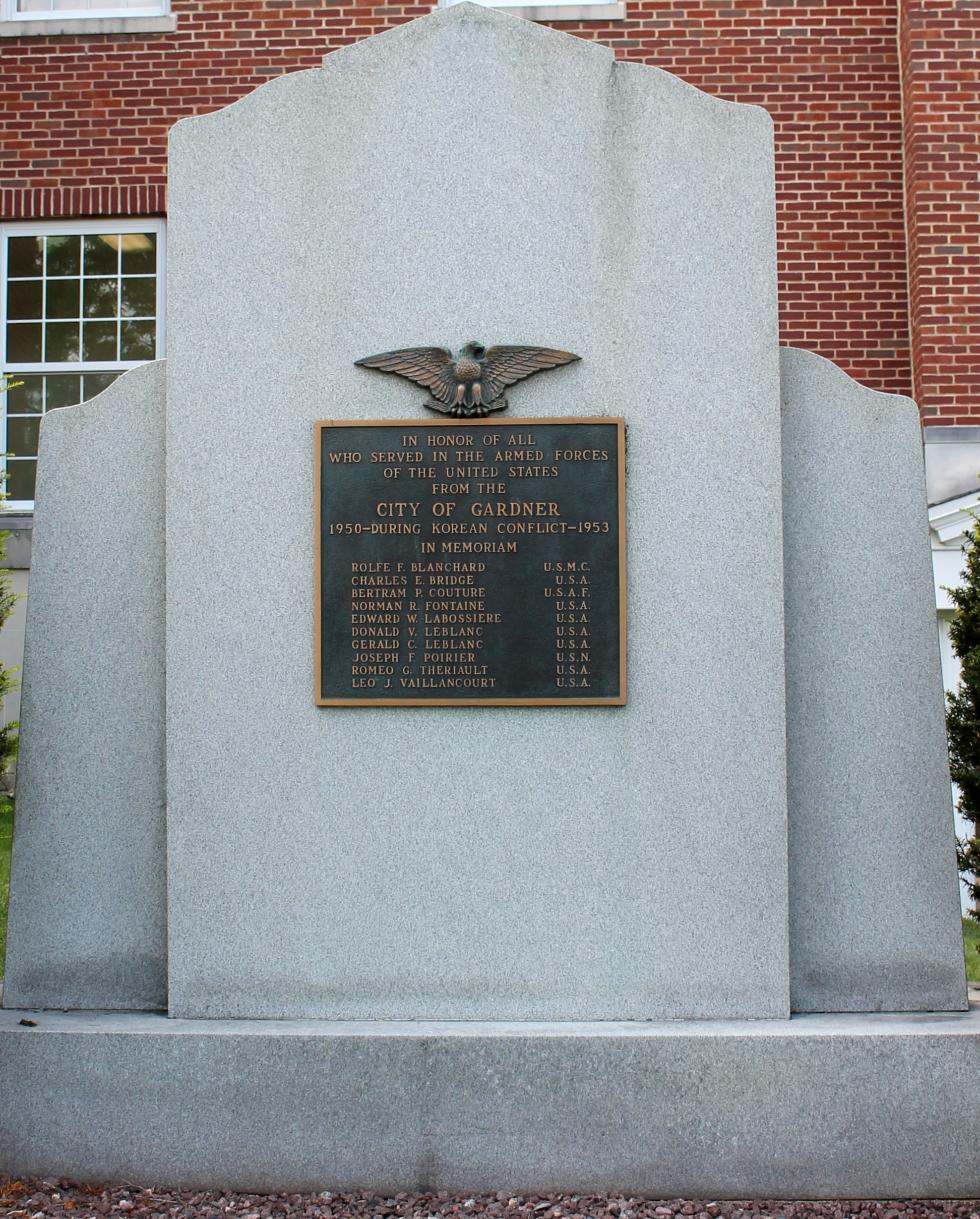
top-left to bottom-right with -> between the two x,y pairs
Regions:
0,3 -> 976,1195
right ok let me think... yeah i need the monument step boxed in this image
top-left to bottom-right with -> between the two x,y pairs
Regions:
1,1008 -> 978,1198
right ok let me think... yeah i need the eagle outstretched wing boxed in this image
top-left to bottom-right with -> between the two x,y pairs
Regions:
481,346 -> 580,404
354,347 -> 457,406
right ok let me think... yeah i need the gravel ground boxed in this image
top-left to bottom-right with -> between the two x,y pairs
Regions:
1,1182 -> 977,1219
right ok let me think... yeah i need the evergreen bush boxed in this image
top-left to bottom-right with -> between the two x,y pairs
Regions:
946,513 -> 980,933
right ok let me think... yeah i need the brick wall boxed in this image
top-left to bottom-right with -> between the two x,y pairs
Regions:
900,0 -> 980,424
1,0 -> 973,418
560,1 -> 913,401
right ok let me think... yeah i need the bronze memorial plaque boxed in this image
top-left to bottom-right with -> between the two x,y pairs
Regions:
314,418 -> 626,706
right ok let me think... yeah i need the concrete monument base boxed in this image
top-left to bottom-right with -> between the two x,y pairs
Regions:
2,1006 -> 978,1197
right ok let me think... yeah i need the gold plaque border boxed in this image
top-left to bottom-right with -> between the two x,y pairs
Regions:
314,417 -> 627,708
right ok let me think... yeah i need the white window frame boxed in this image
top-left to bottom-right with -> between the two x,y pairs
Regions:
437,0 -> 625,20
0,217 -> 166,511
1,0 -> 166,17
0,0 -> 174,35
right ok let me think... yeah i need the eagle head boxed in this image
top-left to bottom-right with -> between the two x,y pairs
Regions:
461,341 -> 487,360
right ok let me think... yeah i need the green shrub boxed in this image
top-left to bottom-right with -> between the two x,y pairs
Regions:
946,513 -> 980,957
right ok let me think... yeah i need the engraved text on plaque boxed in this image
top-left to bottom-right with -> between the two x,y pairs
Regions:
315,418 -> 626,706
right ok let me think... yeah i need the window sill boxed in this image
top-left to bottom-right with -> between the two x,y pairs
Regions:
471,2 -> 624,18
0,12 -> 175,36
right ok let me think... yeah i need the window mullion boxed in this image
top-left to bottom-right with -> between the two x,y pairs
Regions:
40,235 -> 47,364
115,234 -> 122,366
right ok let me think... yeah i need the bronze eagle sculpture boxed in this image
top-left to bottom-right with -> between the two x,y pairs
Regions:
354,341 -> 580,417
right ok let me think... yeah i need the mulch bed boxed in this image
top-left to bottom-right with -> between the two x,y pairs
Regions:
0,1184 -> 978,1219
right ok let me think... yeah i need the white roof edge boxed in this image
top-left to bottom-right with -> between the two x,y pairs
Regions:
929,489 -> 980,544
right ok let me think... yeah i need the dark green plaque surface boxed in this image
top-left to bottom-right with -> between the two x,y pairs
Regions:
315,418 -> 625,706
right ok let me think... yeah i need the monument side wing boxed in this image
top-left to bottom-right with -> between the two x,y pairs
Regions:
3,361 -> 167,1012
781,345 -> 968,1013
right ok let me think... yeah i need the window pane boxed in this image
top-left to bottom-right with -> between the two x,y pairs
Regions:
82,320 -> 117,361
45,278 -> 80,319
45,235 -> 81,277
45,321 -> 80,362
5,375 -> 44,414
120,319 -> 155,360
4,225 -> 161,505
121,232 -> 156,275
120,277 -> 155,318
7,417 -> 40,459
45,374 -> 83,410
83,277 -> 118,319
17,0 -> 56,10
5,461 -> 36,502
6,322 -> 42,362
6,279 -> 42,321
8,237 -> 43,278
83,234 -> 119,276
82,371 -> 121,399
